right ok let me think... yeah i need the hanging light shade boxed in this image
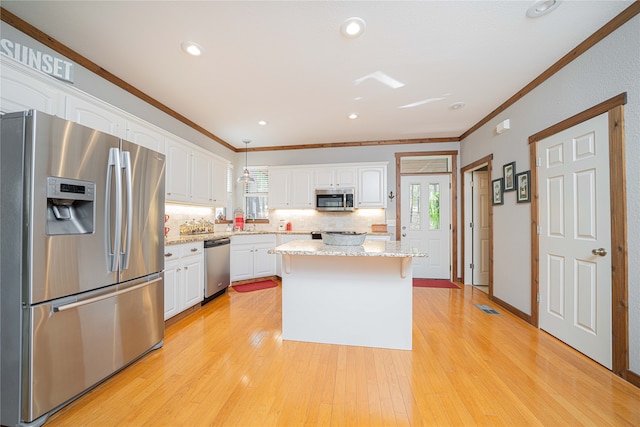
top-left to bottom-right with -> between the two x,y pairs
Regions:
237,139 -> 255,184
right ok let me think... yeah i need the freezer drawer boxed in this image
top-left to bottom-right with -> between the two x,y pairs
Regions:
24,276 -> 164,423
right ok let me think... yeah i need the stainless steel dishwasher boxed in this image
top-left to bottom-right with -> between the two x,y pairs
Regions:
203,237 -> 231,305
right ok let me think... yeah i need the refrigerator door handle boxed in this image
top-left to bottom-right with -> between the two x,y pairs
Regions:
52,277 -> 163,312
106,147 -> 122,272
121,151 -> 133,270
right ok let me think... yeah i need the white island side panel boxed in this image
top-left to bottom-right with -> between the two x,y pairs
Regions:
281,254 -> 412,350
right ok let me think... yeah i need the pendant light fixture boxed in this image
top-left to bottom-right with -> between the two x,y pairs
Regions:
237,139 -> 255,185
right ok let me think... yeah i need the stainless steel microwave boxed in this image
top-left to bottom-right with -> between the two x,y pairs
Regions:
315,188 -> 355,212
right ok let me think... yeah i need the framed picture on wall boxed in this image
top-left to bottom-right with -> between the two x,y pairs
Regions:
516,170 -> 531,203
503,161 -> 516,191
492,178 -> 504,205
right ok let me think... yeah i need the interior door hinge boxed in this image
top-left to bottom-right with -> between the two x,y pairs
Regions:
537,225 -> 541,235
470,222 -> 474,229
470,263 -> 474,269
536,292 -> 540,303
449,182 -> 452,189
536,157 -> 542,167
449,224 -> 452,230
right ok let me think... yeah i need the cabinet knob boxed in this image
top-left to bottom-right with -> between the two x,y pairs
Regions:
191,248 -> 198,252
177,268 -> 181,271
164,252 -> 173,257
167,192 -> 171,195
184,266 -> 188,270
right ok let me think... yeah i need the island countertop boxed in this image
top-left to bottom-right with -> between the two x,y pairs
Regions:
269,239 -> 427,258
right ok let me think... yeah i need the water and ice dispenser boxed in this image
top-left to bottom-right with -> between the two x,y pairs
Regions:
46,177 -> 95,235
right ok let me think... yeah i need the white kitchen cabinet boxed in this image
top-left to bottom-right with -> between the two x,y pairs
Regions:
163,242 -> 204,320
190,151 -> 213,205
357,165 -> 387,208
165,138 -> 228,206
315,166 -> 357,188
165,137 -> 191,202
268,168 -> 314,208
65,93 -> 125,138
125,118 -> 165,153
230,234 -> 276,282
211,156 -> 228,206
0,57 -> 65,115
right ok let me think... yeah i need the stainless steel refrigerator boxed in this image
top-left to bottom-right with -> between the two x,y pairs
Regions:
1,110 -> 166,426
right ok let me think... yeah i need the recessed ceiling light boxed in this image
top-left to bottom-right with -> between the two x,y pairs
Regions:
449,102 -> 465,110
258,120 -> 268,126
341,17 -> 366,38
348,113 -> 359,120
181,41 -> 204,56
526,0 -> 561,18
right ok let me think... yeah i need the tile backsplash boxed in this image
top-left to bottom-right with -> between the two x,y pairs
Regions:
164,204 -> 387,238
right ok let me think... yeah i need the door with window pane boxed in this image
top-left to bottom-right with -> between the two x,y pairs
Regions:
401,174 -> 451,279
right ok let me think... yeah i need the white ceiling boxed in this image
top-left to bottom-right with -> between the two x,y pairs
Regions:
2,1 -> 633,150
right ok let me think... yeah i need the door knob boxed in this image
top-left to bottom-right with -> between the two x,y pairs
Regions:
591,248 -> 607,256
402,233 -> 406,237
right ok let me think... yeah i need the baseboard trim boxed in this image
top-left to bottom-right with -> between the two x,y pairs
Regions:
490,295 -> 533,324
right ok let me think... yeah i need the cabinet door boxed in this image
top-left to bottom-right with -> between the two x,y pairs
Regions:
211,157 -> 228,206
165,138 -> 191,202
66,95 -> 124,137
190,153 -> 213,205
163,260 -> 180,320
335,167 -> 357,187
358,166 -> 386,207
182,256 -> 204,309
0,59 -> 64,115
253,243 -> 276,278
268,170 -> 291,208
230,244 -> 254,281
290,169 -> 314,208
314,169 -> 334,187
126,119 -> 164,153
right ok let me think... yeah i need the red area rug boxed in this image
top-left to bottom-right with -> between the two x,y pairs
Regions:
413,279 -> 459,289
232,280 -> 278,293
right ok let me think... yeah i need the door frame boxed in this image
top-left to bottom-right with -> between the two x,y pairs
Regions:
394,151 -> 458,281
529,93 -> 630,381
461,155 -> 493,295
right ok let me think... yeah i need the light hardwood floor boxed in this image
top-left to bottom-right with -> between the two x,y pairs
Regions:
45,283 -> 640,426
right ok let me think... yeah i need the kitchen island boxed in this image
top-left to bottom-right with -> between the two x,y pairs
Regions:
269,240 -> 427,350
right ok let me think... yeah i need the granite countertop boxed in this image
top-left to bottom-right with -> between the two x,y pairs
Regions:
165,230 -> 392,246
268,240 -> 427,258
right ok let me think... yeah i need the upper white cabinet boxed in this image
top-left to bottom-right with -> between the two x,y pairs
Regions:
315,166 -> 357,188
357,165 -> 387,208
165,137 -> 191,202
125,118 -> 165,153
190,150 -> 213,205
268,169 -> 291,208
269,168 -> 314,209
0,57 -> 65,115
211,157 -> 228,205
270,162 -> 387,209
65,94 -> 125,138
165,138 -> 228,206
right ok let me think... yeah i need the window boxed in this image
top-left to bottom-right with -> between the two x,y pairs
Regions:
399,155 -> 451,173
243,167 -> 269,220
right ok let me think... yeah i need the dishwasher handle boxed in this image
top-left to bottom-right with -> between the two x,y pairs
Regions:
204,238 -> 230,248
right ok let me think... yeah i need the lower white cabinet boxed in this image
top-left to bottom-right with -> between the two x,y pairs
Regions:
230,234 -> 276,282
163,242 -> 204,320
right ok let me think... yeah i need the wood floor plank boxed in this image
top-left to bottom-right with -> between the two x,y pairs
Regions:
43,283 -> 640,426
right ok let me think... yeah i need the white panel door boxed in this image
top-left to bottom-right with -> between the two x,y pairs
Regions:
538,112 -> 612,368
472,170 -> 490,285
401,174 -> 451,279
